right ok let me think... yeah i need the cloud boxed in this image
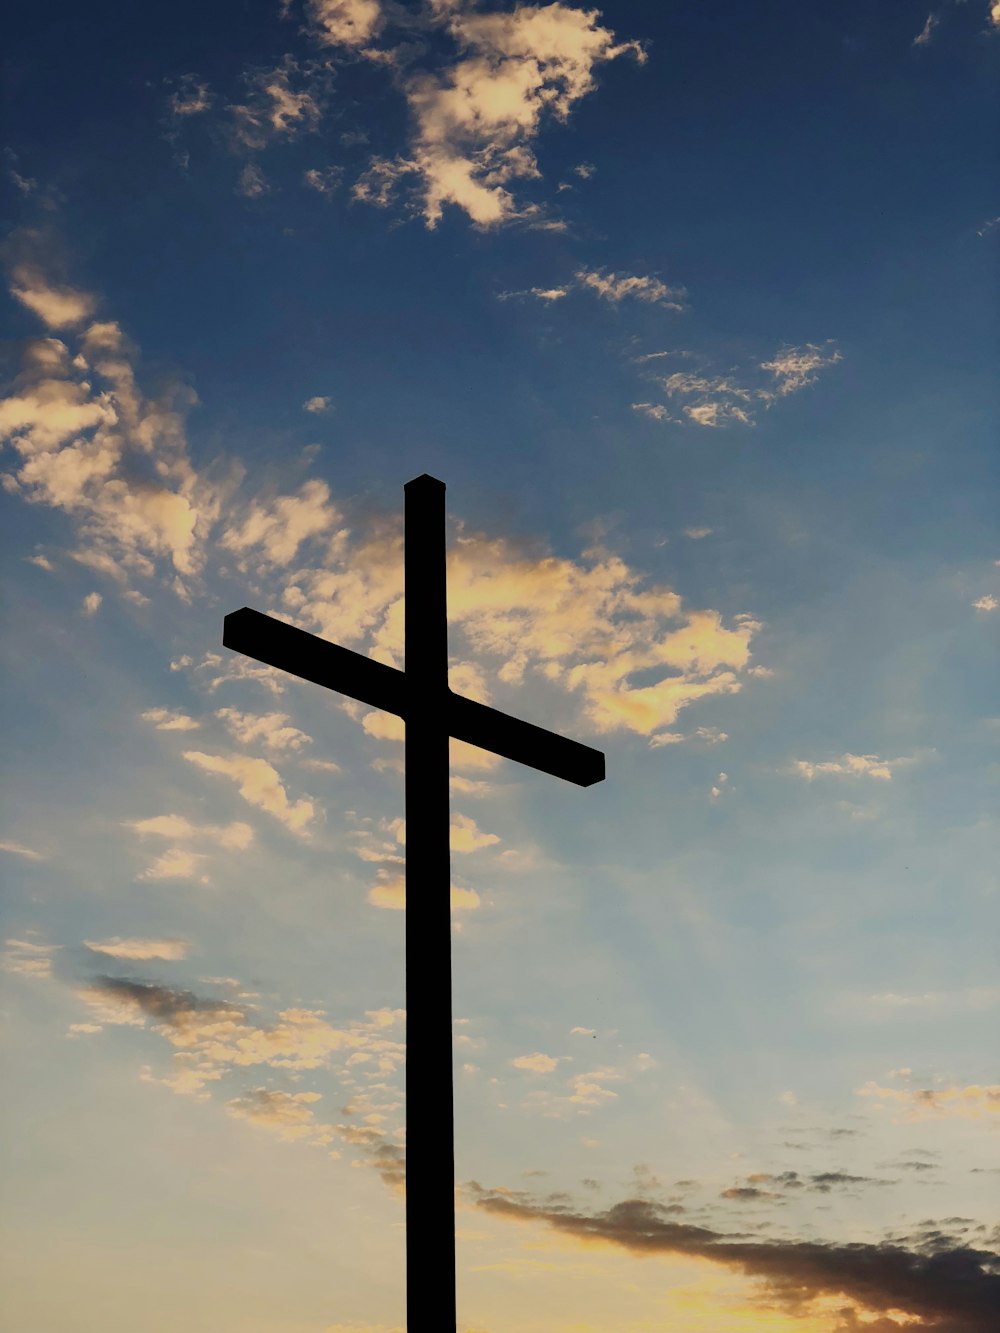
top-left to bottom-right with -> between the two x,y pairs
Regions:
141,707 -> 200,731
303,167 -> 341,195
635,342 -> 842,427
81,590 -> 102,615
231,57 -> 324,150
127,813 -> 255,849
221,478 -> 341,567
759,342 -> 843,397
449,812 -> 499,852
306,0 -> 384,49
990,0 -> 1000,29
858,1079 -> 1000,1122
913,12 -> 939,45
303,395 -> 333,413
630,401 -> 670,421
9,264 -> 97,329
511,1052 -> 559,1073
215,708 -> 312,752
0,839 -> 45,860
346,3 -> 644,227
226,1087 -> 338,1148
168,75 -> 212,118
84,937 -> 191,961
575,269 -> 686,309
2,936 -> 59,978
972,595 -> 997,611
1,281 -> 216,586
284,512 -> 761,746
78,977 -> 407,1175
469,1187 -> 1000,1332
137,847 -> 208,882
792,753 -> 913,781
237,163 -> 270,197
182,751 -> 316,832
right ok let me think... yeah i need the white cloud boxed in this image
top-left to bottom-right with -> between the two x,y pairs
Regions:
857,1077 -> 1000,1122
81,591 -> 102,615
792,753 -> 912,781
684,527 -> 712,539
84,937 -> 191,961
347,3 -> 643,227
759,342 -> 842,397
631,401 -> 670,422
576,269 -> 686,309
637,343 -> 842,427
141,707 -> 200,731
216,708 -> 312,752
972,594 -> 997,611
511,1052 -> 559,1073
450,812 -> 499,853
137,847 -> 208,882
0,290 -> 216,587
284,513 -> 760,745
10,265 -> 96,329
991,0 -> 1000,29
307,0 -> 383,49
183,751 -> 316,833
221,478 -> 340,567
232,58 -> 323,150
303,395 -> 333,413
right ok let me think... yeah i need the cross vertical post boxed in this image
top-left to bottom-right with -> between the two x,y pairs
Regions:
403,475 -> 455,1331
221,474 -> 606,1331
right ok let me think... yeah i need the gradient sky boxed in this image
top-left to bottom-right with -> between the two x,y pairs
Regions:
2,3 -> 999,1331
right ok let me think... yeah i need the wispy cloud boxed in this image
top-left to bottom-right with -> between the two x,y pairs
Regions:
0,839 -> 45,860
575,268 -> 686,309
633,341 -> 842,427
84,936 -> 191,961
792,752 -> 914,781
913,12 -> 940,46
2,936 -> 59,978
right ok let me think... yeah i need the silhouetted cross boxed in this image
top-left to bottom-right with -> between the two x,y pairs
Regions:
223,474 -> 605,1332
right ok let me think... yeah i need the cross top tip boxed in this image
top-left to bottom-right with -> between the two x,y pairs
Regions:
405,473 -> 446,492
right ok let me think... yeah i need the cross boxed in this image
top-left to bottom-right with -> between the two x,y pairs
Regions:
223,474 -> 605,1331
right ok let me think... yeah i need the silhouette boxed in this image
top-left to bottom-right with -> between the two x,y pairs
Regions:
223,474 -> 605,1331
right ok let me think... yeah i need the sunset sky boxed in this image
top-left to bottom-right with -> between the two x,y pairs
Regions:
2,2 -> 998,1331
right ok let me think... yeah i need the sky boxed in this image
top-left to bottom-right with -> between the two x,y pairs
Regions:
1,2 -> 998,1331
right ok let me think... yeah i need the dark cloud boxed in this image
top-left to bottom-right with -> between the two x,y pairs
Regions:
726,1170 -> 893,1197
467,1187 -> 1000,1332
89,975 -> 243,1023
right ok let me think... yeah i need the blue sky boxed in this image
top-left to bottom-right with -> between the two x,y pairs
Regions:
2,3 -> 998,1331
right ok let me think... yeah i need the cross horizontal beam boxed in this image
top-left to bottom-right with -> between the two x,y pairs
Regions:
223,606 -> 605,788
